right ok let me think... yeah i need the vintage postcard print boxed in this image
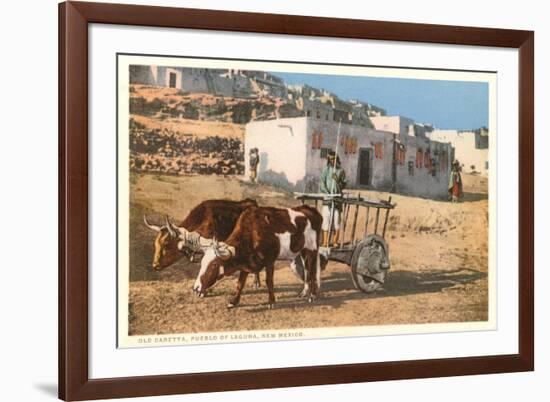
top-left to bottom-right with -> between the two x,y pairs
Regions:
117,54 -> 497,348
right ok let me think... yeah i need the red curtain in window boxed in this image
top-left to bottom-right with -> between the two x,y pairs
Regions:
376,142 -> 384,159
394,144 -> 407,165
416,149 -> 423,168
424,150 -> 431,169
394,144 -> 406,165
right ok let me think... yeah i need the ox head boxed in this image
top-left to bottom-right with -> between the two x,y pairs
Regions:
143,215 -> 190,270
193,238 -> 235,296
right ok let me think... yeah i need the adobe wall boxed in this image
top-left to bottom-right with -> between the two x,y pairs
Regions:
305,119 -> 394,192
429,129 -> 489,176
244,118 -> 309,190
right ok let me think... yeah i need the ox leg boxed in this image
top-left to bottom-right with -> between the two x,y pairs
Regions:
265,264 -> 276,309
227,271 -> 248,309
253,273 -> 261,289
290,256 -> 309,298
304,250 -> 319,303
299,281 -> 310,298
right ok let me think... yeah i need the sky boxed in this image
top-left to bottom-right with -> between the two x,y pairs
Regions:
270,71 -> 489,131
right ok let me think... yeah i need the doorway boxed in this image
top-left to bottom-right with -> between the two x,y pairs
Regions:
169,72 -> 177,88
358,148 -> 373,186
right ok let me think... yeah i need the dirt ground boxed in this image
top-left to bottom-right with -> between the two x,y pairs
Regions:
128,173 -> 488,335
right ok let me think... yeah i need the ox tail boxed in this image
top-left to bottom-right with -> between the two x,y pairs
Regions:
290,256 -> 308,283
315,226 -> 322,291
316,251 -> 322,291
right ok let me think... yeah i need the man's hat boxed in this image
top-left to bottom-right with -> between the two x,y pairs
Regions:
327,151 -> 340,163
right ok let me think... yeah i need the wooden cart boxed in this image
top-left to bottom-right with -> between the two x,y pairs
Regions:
296,192 -> 397,293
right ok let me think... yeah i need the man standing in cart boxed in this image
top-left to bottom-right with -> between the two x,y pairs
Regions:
320,151 -> 346,247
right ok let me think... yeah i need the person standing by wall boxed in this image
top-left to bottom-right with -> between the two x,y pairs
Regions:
448,160 -> 463,202
320,151 -> 346,247
249,147 -> 260,183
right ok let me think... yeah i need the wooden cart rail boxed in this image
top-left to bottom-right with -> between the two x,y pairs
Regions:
294,192 -> 397,210
294,192 -> 397,248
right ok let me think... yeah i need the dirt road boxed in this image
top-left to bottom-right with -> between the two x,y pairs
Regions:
128,173 -> 488,335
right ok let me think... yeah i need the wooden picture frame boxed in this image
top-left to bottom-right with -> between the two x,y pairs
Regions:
59,1 -> 534,400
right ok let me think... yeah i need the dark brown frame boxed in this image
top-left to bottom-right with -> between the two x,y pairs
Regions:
59,1 -> 534,400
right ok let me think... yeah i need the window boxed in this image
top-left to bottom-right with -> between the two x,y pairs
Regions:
316,110 -> 321,119
424,150 -> 431,169
395,144 -> 406,165
169,72 -> 177,88
485,161 -> 489,170
306,110 -> 311,117
408,161 -> 414,176
312,131 -> 324,150
374,142 -> 384,159
320,147 -> 331,159
416,148 -> 423,168
311,132 -> 318,150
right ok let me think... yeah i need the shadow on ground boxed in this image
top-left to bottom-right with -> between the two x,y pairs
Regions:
245,267 -> 486,312
462,192 -> 489,202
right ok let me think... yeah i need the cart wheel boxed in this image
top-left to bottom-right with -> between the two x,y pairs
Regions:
350,235 -> 390,294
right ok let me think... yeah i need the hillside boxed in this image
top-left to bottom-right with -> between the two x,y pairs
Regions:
129,84 -> 303,126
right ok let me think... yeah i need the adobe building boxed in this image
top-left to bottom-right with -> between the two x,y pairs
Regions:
129,65 -> 285,99
244,116 -> 454,199
427,128 -> 489,176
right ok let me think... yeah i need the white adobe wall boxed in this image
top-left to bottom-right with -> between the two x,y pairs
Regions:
429,130 -> 489,176
370,115 -> 414,136
244,118 -> 309,189
164,67 -> 183,89
394,135 -> 453,199
305,119 -> 393,191
245,117 -> 452,199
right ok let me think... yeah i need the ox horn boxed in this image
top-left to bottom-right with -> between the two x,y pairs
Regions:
143,215 -> 161,232
165,216 -> 179,237
212,237 -> 234,260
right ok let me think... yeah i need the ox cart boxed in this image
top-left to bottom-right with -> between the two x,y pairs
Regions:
295,192 -> 396,294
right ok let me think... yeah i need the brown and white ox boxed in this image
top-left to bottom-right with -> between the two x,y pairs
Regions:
143,198 -> 313,293
143,198 -> 257,271
194,205 -> 323,308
